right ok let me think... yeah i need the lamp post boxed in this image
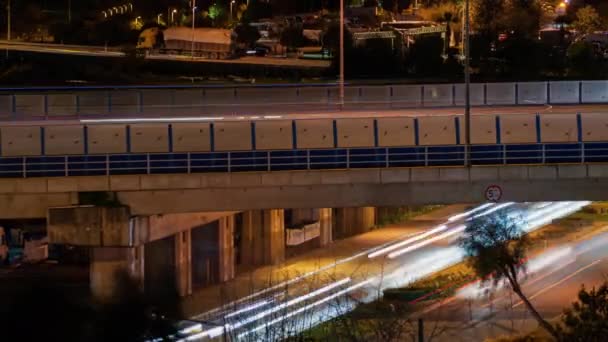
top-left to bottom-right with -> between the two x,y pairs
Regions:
157,13 -> 162,25
6,0 -> 10,41
464,0 -> 471,166
191,1 -> 196,58
171,9 -> 177,26
339,0 -> 344,108
230,0 -> 236,22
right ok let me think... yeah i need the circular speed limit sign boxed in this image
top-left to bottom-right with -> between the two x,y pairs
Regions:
485,185 -> 503,202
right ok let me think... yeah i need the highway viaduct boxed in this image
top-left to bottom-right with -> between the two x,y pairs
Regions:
2,81 -> 608,300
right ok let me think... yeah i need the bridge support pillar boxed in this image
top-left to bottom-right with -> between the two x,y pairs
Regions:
240,209 -> 285,269
90,246 -> 144,301
319,208 -> 333,247
218,215 -> 235,282
333,207 -> 376,240
175,230 -> 192,297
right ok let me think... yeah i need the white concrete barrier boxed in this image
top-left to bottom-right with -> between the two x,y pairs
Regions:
581,80 -> 608,103
376,117 -> 416,147
454,83 -> 484,106
255,120 -> 293,150
77,92 -> 109,115
359,86 -> 391,103
336,118 -> 375,147
550,81 -> 580,104
297,86 -> 331,104
295,119 -> 334,149
109,91 -> 140,113
471,115 -> 497,144
518,82 -> 547,105
14,94 -> 44,116
87,125 -> 127,154
391,85 -> 422,106
423,84 -> 453,107
540,114 -> 578,143
213,121 -> 252,151
581,113 -> 608,142
172,123 -> 211,152
47,94 -> 77,116
45,125 -> 84,155
486,83 -> 516,105
130,124 -> 169,153
418,116 -> 457,145
1,126 -> 42,156
500,114 -> 537,144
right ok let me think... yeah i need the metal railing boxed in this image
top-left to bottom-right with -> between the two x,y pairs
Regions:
1,142 -> 607,179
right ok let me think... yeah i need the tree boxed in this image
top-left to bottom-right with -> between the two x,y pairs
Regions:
573,5 -> 603,35
235,22 -> 261,48
242,0 -> 273,22
556,281 -> 608,340
459,213 -> 560,340
567,40 -> 601,77
280,18 -> 305,52
407,36 -> 444,76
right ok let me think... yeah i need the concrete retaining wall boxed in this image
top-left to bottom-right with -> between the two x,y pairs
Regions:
130,124 -> 169,153
255,120 -> 293,150
336,118 -> 375,147
418,116 -> 457,145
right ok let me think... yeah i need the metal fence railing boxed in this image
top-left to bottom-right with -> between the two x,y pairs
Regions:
1,142 -> 607,179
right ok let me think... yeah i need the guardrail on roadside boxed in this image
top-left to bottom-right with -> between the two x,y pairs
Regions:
2,142 -> 606,178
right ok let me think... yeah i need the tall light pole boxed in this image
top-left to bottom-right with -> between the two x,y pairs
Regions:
6,0 -> 11,41
191,1 -> 196,58
464,0 -> 471,166
68,0 -> 71,23
339,0 -> 345,107
230,0 -> 236,22
157,13 -> 162,25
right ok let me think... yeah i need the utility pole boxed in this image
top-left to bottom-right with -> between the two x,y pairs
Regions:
68,0 -> 71,23
464,0 -> 471,167
339,0 -> 344,108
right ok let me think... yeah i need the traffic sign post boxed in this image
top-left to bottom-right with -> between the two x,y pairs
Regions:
485,185 -> 503,202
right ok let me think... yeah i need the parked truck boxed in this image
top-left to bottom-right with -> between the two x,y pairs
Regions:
137,27 -> 236,59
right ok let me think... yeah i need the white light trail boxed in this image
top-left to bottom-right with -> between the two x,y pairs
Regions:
224,277 -> 351,331
469,202 -> 514,220
178,323 -> 202,335
80,116 -> 225,123
367,225 -> 448,259
237,278 -> 376,340
224,299 -> 271,319
448,203 -> 494,222
388,225 -> 466,259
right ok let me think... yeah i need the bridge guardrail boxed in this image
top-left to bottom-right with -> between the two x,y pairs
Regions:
0,80 -> 606,118
1,142 -> 607,178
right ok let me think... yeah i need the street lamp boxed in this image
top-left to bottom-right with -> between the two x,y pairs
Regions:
191,1 -> 197,58
135,16 -> 141,26
464,0 -> 471,166
230,0 -> 236,22
6,0 -> 10,41
157,13 -> 163,25
170,8 -> 177,26
339,0 -> 344,107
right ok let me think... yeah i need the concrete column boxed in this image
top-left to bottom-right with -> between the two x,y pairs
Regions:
319,208 -> 333,247
333,207 -> 376,240
90,246 -> 144,301
288,208 -> 319,227
174,230 -> 192,297
218,215 -> 235,282
240,209 -> 285,269
263,209 -> 285,265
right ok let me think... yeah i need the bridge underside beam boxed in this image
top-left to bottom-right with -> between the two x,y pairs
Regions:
0,164 -> 606,218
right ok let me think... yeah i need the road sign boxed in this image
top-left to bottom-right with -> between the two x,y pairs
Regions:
485,185 -> 502,202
